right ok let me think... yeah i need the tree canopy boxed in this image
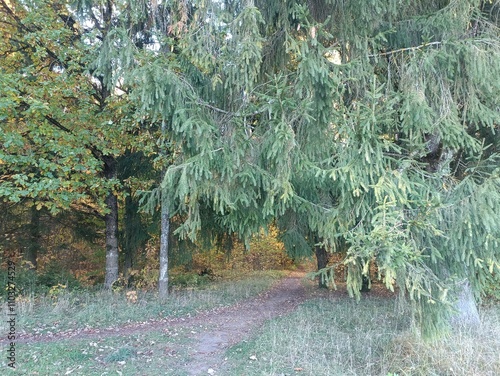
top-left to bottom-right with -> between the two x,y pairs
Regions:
1,0 -> 499,336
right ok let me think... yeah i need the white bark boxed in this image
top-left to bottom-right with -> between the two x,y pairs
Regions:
158,194 -> 170,299
451,279 -> 480,330
158,120 -> 170,300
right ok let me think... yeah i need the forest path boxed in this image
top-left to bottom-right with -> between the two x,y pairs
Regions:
180,270 -> 323,375
8,271 -> 330,375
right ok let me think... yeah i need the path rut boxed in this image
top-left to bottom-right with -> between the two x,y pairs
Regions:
182,271 -> 318,375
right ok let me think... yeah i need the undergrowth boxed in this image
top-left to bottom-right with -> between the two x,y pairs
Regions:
0,270 -> 284,335
224,295 -> 500,376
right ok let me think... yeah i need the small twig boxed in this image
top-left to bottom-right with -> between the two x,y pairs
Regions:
369,41 -> 442,58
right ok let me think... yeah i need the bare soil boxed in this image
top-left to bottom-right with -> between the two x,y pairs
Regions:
180,271 -> 323,375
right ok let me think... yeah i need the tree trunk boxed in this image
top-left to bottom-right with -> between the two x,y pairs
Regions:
315,241 -> 329,288
450,279 -> 480,330
25,205 -> 40,270
360,258 -> 371,293
158,193 -> 170,299
158,120 -> 170,299
122,193 -> 137,283
429,146 -> 480,331
103,156 -> 119,289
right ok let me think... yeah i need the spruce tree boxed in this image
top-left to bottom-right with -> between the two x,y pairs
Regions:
85,0 -> 499,336
151,1 -> 500,335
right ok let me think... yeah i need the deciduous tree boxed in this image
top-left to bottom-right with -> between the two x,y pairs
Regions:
0,0 -> 137,287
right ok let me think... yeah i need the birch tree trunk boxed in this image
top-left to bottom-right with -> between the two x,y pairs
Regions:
158,120 -> 170,299
158,192 -> 170,299
103,156 -> 119,289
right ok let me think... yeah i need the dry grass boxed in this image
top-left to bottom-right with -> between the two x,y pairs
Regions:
0,270 -> 283,334
381,307 -> 500,376
225,293 -> 500,376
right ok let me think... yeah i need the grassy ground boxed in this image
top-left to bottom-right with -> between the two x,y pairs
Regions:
4,270 -> 284,335
0,271 -> 283,375
224,295 -> 500,376
2,273 -> 500,375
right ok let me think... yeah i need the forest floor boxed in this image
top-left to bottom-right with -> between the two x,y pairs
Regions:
8,271 -> 325,375
3,272 -> 500,375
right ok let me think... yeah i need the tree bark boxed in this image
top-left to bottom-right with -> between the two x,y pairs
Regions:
103,156 -> 119,289
360,258 -> 371,292
158,120 -> 170,299
158,191 -> 170,299
25,205 -> 40,270
315,240 -> 329,288
450,279 -> 480,330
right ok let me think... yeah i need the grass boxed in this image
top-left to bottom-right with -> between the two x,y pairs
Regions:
382,306 -> 500,376
1,270 -> 284,335
5,328 -> 195,375
224,295 -> 500,376
1,273 -> 500,375
0,270 -> 284,375
225,296 -> 410,375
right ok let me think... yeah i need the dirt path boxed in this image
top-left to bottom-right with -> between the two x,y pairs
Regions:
7,272 -> 326,375
181,271 -> 322,375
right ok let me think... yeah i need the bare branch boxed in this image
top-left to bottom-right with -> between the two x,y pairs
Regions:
369,41 -> 442,58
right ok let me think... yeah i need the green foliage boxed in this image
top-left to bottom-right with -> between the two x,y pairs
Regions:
62,0 -> 495,336
483,271 -> 500,302
169,271 -> 211,288
37,261 -> 81,289
0,260 -> 80,300
2,0 -> 499,338
123,0 -> 500,337
0,267 -> 38,298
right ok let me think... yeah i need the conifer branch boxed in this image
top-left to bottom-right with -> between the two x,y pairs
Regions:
369,41 -> 442,57
196,99 -> 267,119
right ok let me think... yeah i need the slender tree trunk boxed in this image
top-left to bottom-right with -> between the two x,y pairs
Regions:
158,191 -> 170,299
25,205 -> 40,270
360,258 -> 371,293
122,193 -> 137,282
158,120 -> 170,299
103,156 -> 119,289
314,238 -> 329,288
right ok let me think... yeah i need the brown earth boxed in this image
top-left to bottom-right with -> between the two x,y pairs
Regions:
180,270 -> 325,375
